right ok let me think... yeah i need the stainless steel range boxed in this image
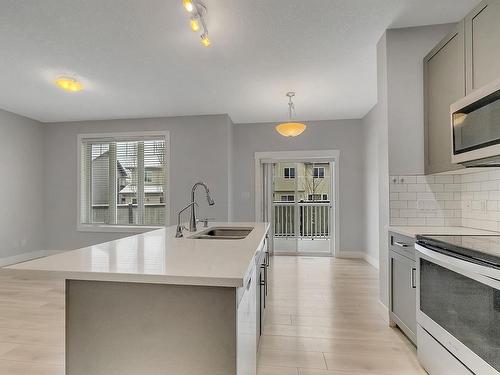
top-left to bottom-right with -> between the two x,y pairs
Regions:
415,235 -> 500,375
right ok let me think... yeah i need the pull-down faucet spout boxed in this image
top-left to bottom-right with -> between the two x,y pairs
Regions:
189,182 -> 215,232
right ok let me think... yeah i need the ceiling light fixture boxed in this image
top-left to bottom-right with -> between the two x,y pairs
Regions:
182,0 -> 211,47
275,92 -> 307,137
55,76 -> 83,92
182,0 -> 194,12
200,33 -> 211,47
190,17 -> 200,32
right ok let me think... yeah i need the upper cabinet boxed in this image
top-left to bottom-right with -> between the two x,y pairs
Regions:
465,0 -> 500,93
424,23 -> 466,175
423,0 -> 500,174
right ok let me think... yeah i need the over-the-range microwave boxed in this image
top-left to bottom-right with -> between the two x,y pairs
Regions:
451,77 -> 500,167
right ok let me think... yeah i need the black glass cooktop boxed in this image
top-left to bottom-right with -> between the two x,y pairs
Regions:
416,235 -> 500,269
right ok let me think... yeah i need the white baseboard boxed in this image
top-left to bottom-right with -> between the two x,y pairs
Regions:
364,254 -> 379,270
337,251 -> 380,270
337,250 -> 365,259
378,300 -> 390,325
0,250 -> 61,267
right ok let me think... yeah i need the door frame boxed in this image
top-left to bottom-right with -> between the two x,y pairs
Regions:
254,150 -> 340,257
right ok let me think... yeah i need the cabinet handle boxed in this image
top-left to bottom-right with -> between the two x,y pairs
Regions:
410,267 -> 417,289
246,276 -> 252,290
394,241 -> 409,248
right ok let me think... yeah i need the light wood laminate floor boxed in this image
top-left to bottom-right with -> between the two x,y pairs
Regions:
258,256 -> 425,375
0,256 -> 424,374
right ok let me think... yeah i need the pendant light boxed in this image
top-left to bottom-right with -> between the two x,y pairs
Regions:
275,92 -> 307,137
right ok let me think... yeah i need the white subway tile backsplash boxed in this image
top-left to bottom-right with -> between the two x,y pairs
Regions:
400,209 -> 417,218
435,175 -> 454,184
481,180 -> 498,191
399,176 -> 417,184
427,184 -> 444,192
435,192 -> 454,201
444,184 -> 461,192
444,201 -> 461,209
408,218 -> 426,226
408,184 -> 427,192
399,192 -> 417,200
390,218 -> 408,226
416,192 -> 435,200
389,171 -> 500,232
473,191 -> 489,201
487,201 -> 498,211
390,201 -> 407,209
426,218 -> 445,226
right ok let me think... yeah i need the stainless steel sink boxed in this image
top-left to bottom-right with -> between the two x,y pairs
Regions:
190,227 -> 254,240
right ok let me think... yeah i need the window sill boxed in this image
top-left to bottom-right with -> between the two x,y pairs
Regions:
77,224 -> 164,233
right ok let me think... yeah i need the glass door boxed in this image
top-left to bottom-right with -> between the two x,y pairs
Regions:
272,161 -> 333,255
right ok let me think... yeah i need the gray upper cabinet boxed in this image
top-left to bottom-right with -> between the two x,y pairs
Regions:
465,0 -> 500,94
424,22 -> 466,175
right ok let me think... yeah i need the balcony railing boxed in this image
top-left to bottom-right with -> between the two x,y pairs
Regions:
273,202 -> 331,239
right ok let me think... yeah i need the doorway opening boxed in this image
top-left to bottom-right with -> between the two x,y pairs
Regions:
255,150 -> 339,257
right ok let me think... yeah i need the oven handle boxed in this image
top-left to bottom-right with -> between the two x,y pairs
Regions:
415,244 -> 500,283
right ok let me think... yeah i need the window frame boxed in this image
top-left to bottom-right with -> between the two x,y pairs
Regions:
283,167 -> 296,179
77,131 -> 170,233
313,166 -> 325,179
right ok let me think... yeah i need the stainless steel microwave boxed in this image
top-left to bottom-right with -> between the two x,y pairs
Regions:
451,78 -> 500,167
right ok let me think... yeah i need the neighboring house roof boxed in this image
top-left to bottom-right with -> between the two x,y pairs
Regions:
119,185 -> 164,194
93,151 -> 130,178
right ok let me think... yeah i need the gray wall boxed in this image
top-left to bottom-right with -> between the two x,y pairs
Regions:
43,114 -> 232,251
232,120 -> 365,254
0,108 -> 45,258
362,107 -> 381,270
362,24 -> 455,306
386,24 -> 454,175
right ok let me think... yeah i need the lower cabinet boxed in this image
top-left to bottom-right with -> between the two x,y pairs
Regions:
237,266 -> 257,375
389,232 -> 417,345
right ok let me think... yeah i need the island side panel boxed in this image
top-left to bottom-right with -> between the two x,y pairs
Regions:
66,280 -> 237,375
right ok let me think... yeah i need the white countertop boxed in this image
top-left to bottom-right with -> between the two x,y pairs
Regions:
388,226 -> 499,239
4,222 -> 269,288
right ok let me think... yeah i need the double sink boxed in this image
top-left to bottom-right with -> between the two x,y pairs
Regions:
190,227 -> 254,240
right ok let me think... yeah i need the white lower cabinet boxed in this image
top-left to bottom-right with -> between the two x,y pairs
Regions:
237,265 -> 257,375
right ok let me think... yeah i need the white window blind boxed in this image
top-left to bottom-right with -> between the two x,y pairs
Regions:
80,134 -> 167,227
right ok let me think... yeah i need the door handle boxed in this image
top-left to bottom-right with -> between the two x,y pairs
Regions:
410,267 -> 417,289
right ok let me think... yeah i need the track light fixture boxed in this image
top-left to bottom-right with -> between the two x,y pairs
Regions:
181,0 -> 211,47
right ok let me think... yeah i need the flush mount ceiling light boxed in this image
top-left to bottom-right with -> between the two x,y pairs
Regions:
55,76 -> 83,92
181,0 -> 211,47
275,92 -> 307,137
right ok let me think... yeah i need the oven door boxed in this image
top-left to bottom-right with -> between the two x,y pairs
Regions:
416,244 -> 500,375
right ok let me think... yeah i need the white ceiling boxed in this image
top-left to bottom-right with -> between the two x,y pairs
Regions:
0,0 -> 480,123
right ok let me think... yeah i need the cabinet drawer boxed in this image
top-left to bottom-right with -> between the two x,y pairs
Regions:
389,232 -> 415,260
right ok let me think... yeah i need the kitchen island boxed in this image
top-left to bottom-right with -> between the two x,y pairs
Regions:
4,222 -> 269,375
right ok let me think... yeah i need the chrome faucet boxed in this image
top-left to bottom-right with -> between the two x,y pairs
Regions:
176,202 -> 198,238
189,182 -> 215,232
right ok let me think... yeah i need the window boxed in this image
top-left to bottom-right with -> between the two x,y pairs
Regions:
280,195 -> 295,202
313,167 -> 325,178
322,194 -> 328,201
79,133 -> 168,229
308,194 -> 323,201
145,170 -> 153,183
284,167 -> 295,179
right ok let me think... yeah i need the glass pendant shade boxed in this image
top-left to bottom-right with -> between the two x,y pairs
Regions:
275,122 -> 307,137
